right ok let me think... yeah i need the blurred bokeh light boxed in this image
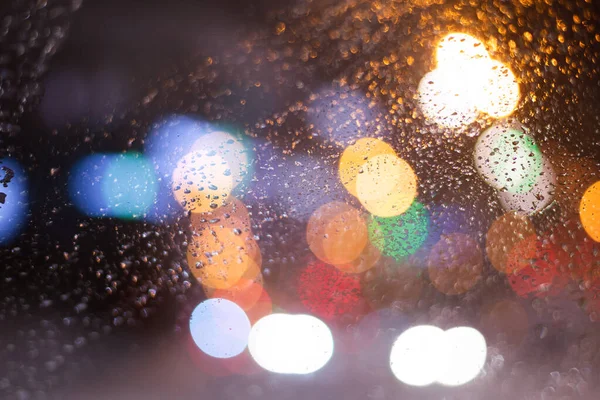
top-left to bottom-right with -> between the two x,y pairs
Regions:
390,325 -> 487,387
297,261 -> 368,321
306,201 -> 368,266
368,201 -> 430,261
248,313 -> 334,374
418,68 -> 479,129
189,298 -> 251,359
437,327 -> 487,386
0,159 -> 28,245
474,122 -> 543,194
419,33 -> 520,128
389,325 -> 445,386
338,138 -> 395,198
70,153 -> 157,219
486,212 -> 536,274
580,181 -> 600,242
356,154 -> 417,217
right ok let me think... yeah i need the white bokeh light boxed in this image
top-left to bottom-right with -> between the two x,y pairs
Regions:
417,68 -> 479,129
389,325 -> 445,386
498,156 -> 556,215
478,60 -> 520,118
420,32 -> 521,128
248,313 -> 334,374
437,327 -> 487,386
189,298 -> 251,359
389,325 -> 487,387
436,33 -> 490,66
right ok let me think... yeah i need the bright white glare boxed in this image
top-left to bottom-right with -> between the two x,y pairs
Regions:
478,60 -> 520,118
436,33 -> 490,66
420,33 -> 520,127
437,327 -> 487,387
248,313 -> 334,374
389,325 -> 445,386
417,68 -> 479,129
389,325 -> 487,387
189,298 -> 251,359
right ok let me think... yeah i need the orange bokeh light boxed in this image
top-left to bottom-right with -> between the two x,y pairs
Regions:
486,212 -> 536,274
187,215 -> 261,290
306,202 -> 368,265
580,180 -> 600,242
336,242 -> 381,274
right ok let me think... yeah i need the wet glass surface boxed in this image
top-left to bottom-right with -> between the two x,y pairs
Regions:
1,0 -> 600,398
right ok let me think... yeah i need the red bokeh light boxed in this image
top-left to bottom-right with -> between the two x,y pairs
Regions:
297,261 -> 369,321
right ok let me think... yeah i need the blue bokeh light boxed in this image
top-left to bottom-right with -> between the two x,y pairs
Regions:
144,115 -> 210,222
102,153 -> 157,219
0,159 -> 28,245
69,153 -> 113,217
69,153 -> 157,220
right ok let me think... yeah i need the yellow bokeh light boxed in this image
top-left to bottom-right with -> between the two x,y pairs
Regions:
306,202 -> 368,265
172,151 -> 234,214
190,131 -> 249,186
436,33 -> 490,66
338,138 -> 395,197
356,154 -> 417,217
580,181 -> 600,242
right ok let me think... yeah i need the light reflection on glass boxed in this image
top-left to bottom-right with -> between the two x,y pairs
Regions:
437,327 -> 487,386
338,137 -> 396,198
497,156 -> 556,215
474,122 -> 544,194
389,325 -> 445,386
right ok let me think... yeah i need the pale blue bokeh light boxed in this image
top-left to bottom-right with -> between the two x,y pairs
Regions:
102,153 -> 157,219
70,153 -> 157,220
144,115 -> 209,222
189,298 -> 251,359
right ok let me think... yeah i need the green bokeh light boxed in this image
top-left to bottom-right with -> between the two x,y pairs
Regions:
489,128 -> 543,194
103,153 -> 157,220
368,201 -> 430,261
